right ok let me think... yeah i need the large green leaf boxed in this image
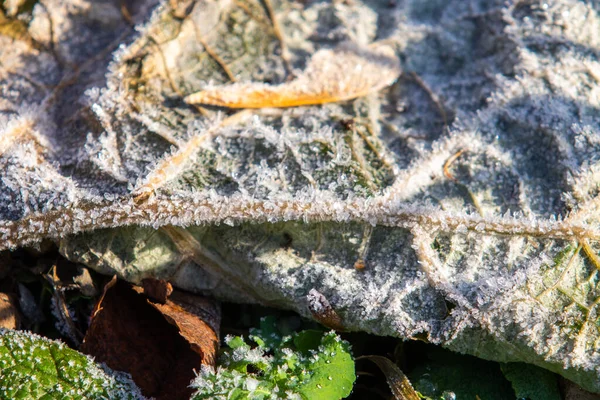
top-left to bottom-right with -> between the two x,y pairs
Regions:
1,0 -> 600,393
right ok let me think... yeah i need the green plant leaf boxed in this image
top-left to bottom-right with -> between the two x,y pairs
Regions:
292,330 -> 323,354
295,332 -> 355,400
0,328 -> 145,399
250,316 -> 283,351
191,321 -> 355,399
407,346 -> 515,400
501,363 -> 561,400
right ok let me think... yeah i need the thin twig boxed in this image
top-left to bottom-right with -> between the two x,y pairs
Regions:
409,71 -> 448,130
192,22 -> 237,82
261,0 -> 293,76
133,110 -> 252,202
582,239 -> 600,271
443,149 -> 465,182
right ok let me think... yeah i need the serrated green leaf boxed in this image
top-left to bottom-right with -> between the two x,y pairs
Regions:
0,328 -> 144,399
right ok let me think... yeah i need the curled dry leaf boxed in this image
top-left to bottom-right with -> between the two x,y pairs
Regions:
73,265 -> 98,297
82,277 -> 219,400
0,292 -> 20,330
141,277 -> 173,303
306,288 -> 345,331
134,278 -> 221,364
147,290 -> 221,365
184,43 -> 401,108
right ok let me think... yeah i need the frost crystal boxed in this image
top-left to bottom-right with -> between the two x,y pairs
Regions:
1,0 -> 600,393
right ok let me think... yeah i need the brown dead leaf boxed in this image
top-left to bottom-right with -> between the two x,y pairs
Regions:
0,292 -> 20,329
135,278 -> 220,364
306,288 -> 345,331
73,266 -> 97,297
147,290 -> 220,366
184,42 -> 401,108
141,278 -> 173,304
81,277 -> 219,400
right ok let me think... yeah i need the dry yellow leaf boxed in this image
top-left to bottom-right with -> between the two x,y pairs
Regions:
0,8 -> 37,47
184,42 -> 401,108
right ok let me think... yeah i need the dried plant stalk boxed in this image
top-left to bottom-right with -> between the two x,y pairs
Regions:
133,110 -> 251,201
184,43 -> 401,108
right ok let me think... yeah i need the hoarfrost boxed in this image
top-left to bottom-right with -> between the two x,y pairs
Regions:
1,0 -> 600,393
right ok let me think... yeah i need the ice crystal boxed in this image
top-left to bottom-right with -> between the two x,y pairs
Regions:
1,0 -> 600,393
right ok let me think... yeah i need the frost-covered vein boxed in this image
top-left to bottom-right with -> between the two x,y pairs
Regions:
536,244 -> 581,301
1,192 -> 599,251
0,111 -> 51,157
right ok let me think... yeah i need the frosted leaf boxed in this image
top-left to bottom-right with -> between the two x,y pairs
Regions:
0,328 -> 145,399
1,0 -> 600,394
184,42 -> 401,108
